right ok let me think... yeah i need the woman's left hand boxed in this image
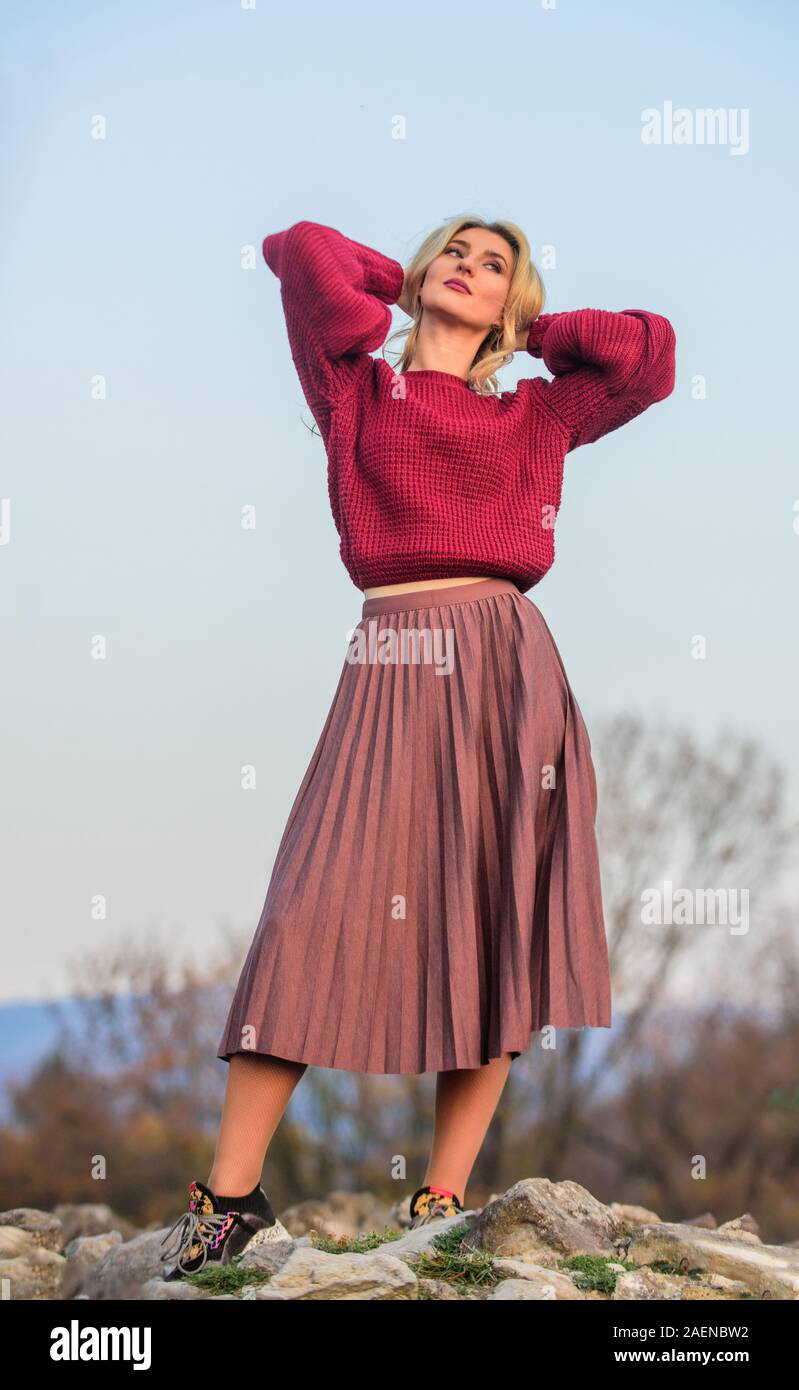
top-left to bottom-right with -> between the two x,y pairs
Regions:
523,314 -> 556,357
398,269 -> 414,317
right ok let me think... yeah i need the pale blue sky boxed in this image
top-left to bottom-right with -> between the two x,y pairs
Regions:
2,1 -> 796,1000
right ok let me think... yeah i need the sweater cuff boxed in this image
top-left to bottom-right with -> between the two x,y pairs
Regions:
525,313 -> 558,358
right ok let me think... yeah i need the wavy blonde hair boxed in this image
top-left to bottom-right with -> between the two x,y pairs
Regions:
383,214 -> 546,396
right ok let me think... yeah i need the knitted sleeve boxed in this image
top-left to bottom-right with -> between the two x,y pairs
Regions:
526,309 -> 676,451
262,220 -> 405,418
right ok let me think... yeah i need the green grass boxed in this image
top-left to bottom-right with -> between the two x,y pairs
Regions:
405,1222 -> 500,1290
648,1258 -> 705,1279
179,1264 -> 276,1295
558,1254 -> 640,1295
560,1253 -> 707,1295
307,1227 -> 405,1253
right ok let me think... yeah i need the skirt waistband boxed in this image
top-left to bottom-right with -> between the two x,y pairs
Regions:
361,576 -> 521,618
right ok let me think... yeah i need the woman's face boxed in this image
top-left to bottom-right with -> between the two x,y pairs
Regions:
420,227 -> 515,332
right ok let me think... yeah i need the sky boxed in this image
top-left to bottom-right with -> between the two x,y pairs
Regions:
1,0 -> 797,1002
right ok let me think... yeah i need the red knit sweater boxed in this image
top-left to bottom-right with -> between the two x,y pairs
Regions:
262,220 -> 676,593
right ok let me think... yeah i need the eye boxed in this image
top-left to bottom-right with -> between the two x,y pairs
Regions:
444,246 -> 504,273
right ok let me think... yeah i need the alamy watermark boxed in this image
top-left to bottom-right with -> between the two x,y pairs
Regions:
641,101 -> 750,156
641,879 -> 749,934
346,620 -> 455,676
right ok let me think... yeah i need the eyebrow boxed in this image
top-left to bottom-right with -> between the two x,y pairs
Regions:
448,236 -> 510,269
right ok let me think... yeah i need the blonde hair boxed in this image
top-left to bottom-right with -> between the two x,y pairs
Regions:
383,214 -> 546,396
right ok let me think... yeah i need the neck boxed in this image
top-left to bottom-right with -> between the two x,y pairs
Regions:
405,318 -> 487,379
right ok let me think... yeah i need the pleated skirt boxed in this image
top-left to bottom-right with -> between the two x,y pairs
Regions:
216,576 -> 611,1074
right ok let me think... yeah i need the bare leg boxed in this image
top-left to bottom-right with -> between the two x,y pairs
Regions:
422,1052 -> 514,1203
207,1053 -> 307,1195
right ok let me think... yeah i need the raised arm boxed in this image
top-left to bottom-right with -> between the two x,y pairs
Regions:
525,308 -> 676,450
263,220 -> 405,421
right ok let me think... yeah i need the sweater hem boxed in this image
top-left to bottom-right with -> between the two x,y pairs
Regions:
346,556 -> 548,595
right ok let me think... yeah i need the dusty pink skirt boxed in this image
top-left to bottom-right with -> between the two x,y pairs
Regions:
217,577 -> 611,1074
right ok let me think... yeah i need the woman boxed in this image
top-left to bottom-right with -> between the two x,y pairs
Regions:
160,216 -> 676,1277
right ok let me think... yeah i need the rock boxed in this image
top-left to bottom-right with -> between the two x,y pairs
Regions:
235,1221 -> 295,1274
374,1211 -> 476,1261
465,1178 -> 627,1265
54,1203 -> 139,1245
706,1272 -> 751,1293
242,1247 -> 418,1299
610,1202 -> 663,1226
0,1245 -> 65,1299
492,1259 -> 589,1299
418,1277 -> 467,1300
60,1231 -> 124,1299
278,1190 -> 397,1240
613,1269 -> 685,1299
717,1214 -> 761,1241
680,1282 -> 750,1301
81,1229 -> 173,1300
0,1227 -> 40,1259
63,1230 -> 124,1261
628,1222 -> 799,1299
141,1277 -> 212,1300
0,1209 -> 63,1253
489,1277 -> 567,1300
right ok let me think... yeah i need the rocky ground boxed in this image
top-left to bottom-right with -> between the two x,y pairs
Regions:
2,1178 -> 798,1300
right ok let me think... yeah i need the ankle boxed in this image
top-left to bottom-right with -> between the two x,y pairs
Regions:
423,1182 -> 464,1203
207,1173 -> 263,1198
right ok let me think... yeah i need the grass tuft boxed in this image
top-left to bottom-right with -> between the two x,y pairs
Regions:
307,1227 -> 405,1253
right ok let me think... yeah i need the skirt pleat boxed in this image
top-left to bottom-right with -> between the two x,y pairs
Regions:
216,577 -> 611,1074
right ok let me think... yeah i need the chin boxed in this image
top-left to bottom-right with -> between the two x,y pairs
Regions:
426,288 -> 477,322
